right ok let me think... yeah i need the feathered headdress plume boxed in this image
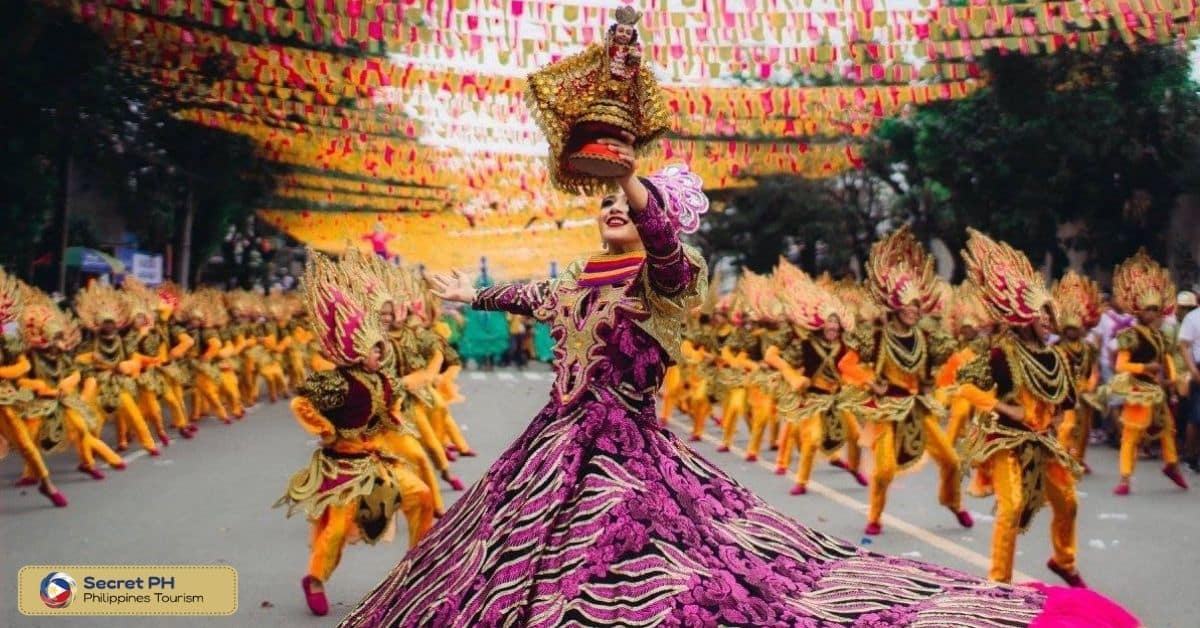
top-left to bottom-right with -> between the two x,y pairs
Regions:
962,228 -> 1050,326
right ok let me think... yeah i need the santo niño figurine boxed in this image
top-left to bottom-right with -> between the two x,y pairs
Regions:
526,5 -> 671,195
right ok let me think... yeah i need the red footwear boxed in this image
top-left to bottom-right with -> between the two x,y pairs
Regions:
864,521 -> 883,536
745,453 -> 758,462
14,477 -> 38,487
1047,559 -> 1087,588
434,511 -> 445,520
448,476 -> 465,491
111,461 -> 127,470
445,448 -> 459,462
790,484 -> 807,496
689,435 -> 702,442
221,419 -> 233,425
300,576 -> 329,616
773,466 -> 787,476
116,443 -> 129,452
715,445 -> 730,453
38,485 -> 68,508
1082,462 -> 1092,475
148,449 -> 161,457
178,428 -> 194,440
1113,482 -> 1131,496
852,471 -> 869,487
1163,465 -> 1190,490
954,509 -> 975,528
830,459 -> 849,470
460,450 -> 477,458
157,431 -> 171,447
78,464 -> 105,480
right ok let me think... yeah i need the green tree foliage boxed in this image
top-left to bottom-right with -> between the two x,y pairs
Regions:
0,0 -> 281,286
863,43 -> 1200,273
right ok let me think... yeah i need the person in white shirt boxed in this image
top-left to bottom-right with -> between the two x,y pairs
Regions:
1175,291 -> 1200,471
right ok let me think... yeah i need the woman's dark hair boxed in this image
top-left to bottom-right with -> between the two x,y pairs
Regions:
607,22 -> 639,45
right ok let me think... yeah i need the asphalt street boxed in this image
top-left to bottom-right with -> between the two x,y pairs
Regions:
2,366 -> 1197,627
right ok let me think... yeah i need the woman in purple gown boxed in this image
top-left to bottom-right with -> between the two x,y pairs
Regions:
339,138 -> 1138,627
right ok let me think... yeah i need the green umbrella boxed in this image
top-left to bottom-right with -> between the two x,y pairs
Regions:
64,247 -> 126,274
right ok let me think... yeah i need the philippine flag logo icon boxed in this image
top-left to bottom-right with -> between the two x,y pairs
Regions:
40,572 -> 76,609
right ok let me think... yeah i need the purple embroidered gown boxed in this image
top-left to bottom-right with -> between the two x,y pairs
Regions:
339,183 -> 1137,628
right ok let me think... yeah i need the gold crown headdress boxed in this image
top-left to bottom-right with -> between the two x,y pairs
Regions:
75,282 -> 130,330
266,292 -> 294,323
1113,248 -> 1175,315
947,283 -> 990,336
1051,271 -> 1102,331
613,5 -> 642,25
962,228 -> 1050,326
867,226 -> 939,314
21,302 -> 68,350
301,251 -> 385,366
176,290 -> 209,326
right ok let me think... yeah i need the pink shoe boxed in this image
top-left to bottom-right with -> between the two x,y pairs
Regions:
460,450 -> 478,458
447,444 -> 459,454
864,521 -> 883,536
148,449 -> 161,457
1164,465 -> 1190,490
954,509 -> 975,528
830,459 -> 849,470
715,445 -> 730,453
773,466 -> 787,476
689,434 -> 702,442
852,471 -> 869,487
14,477 -> 38,487
1082,462 -> 1092,475
116,443 -> 129,452
39,485 -> 68,508
78,464 -> 106,480
157,431 -> 171,447
745,453 -> 758,462
445,448 -> 458,462
1047,559 -> 1087,588
301,576 -> 328,616
448,476 -> 465,491
111,461 -> 127,470
790,484 -> 807,496
1113,482 -> 1131,496
178,428 -> 194,440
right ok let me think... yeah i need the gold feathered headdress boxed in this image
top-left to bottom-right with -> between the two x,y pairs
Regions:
775,261 -> 852,332
21,301 -> 68,350
947,283 -> 990,336
76,282 -> 130,330
0,267 -> 23,327
834,278 -> 883,325
121,277 -> 158,325
1051,271 -> 1102,330
962,228 -> 1050,326
302,251 -> 385,366
736,269 -> 782,323
867,226 -> 939,314
1113,249 -> 1175,315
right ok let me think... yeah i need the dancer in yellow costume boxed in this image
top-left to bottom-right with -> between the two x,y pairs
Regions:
343,248 -> 460,516
1051,272 -> 1103,474
842,227 -> 971,536
404,271 -> 476,459
245,294 -> 290,404
149,282 -> 197,439
768,265 -> 869,495
953,229 -> 1086,586
935,285 -> 991,444
74,282 -> 160,457
122,279 -> 178,449
212,295 -> 247,420
715,273 -> 766,455
1109,250 -> 1189,495
677,315 -> 719,440
743,270 -> 791,462
277,252 -> 433,617
19,300 -> 125,482
0,270 -> 68,507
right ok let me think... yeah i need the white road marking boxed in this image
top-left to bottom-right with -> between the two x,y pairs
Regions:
522,372 -> 544,381
665,415 -> 1035,583
123,449 -> 150,464
468,372 -> 488,381
496,372 -> 516,381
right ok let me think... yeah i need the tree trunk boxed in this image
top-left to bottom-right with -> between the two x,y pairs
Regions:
179,185 -> 195,289
57,154 -> 73,295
